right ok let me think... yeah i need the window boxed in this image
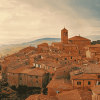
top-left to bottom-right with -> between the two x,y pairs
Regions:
13,73 -> 14,75
56,58 -> 58,61
36,76 -> 38,78
71,56 -> 73,59
52,73 -> 54,76
53,68 -> 55,71
38,64 -> 40,67
44,66 -> 45,69
36,80 -> 38,83
0,65 -> 1,70
48,66 -> 50,69
98,82 -> 100,85
57,91 -> 59,94
30,79 -> 32,82
77,82 -> 81,85
25,62 -> 27,65
50,78 -> 52,80
66,32 -> 67,36
65,58 -> 67,60
19,77 -> 22,81
30,76 -> 32,78
98,75 -> 100,78
55,50 -> 57,52
88,81 -> 91,85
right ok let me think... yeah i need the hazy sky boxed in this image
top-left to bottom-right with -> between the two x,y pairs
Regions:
0,0 -> 100,45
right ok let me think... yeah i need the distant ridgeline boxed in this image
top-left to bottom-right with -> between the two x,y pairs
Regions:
91,40 -> 100,45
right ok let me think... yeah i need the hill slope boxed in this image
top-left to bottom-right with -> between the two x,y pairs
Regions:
0,38 -> 61,57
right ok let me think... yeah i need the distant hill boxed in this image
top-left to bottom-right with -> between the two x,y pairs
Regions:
0,35 -> 100,57
0,38 -> 61,57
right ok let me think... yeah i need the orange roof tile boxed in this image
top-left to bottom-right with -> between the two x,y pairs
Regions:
71,73 -> 97,80
47,78 -> 72,89
21,68 -> 46,76
56,89 -> 82,100
81,64 -> 100,74
69,36 -> 91,41
25,94 -> 58,100
91,85 -> 100,95
8,65 -> 32,73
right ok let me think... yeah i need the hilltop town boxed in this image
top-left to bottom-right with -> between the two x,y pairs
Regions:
0,28 -> 100,100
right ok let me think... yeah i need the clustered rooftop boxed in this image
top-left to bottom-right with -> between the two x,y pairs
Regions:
0,28 -> 100,100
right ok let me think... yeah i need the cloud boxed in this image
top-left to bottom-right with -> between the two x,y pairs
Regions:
0,0 -> 100,45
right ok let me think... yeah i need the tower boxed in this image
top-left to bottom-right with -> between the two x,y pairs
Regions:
61,28 -> 68,44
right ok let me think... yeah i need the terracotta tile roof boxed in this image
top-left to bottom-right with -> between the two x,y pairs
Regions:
21,68 -> 46,76
8,65 -> 32,73
47,78 -> 72,89
62,44 -> 77,47
56,89 -> 82,100
91,85 -> 100,95
58,53 -> 78,57
25,94 -> 58,100
68,36 -> 91,41
46,62 -> 62,69
81,64 -> 100,74
78,89 -> 92,100
71,73 -> 97,80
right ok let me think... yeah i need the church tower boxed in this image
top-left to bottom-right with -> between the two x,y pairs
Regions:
61,28 -> 68,44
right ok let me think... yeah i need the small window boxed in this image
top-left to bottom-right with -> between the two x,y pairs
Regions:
88,81 -> 91,85
36,80 -> 38,83
53,68 -> 55,71
71,56 -> 73,59
30,76 -> 32,78
57,91 -> 59,94
13,73 -> 14,75
98,82 -> 100,85
19,77 -> 22,81
38,64 -> 40,67
48,66 -> 50,69
65,58 -> 67,60
36,76 -> 38,78
55,50 -> 57,52
56,58 -> 58,61
19,73 -> 21,75
77,82 -> 81,85
25,62 -> 27,65
66,32 -> 67,36
50,78 -> 52,80
63,48 -> 65,50
52,73 -> 54,76
30,79 -> 32,82
98,75 -> 100,78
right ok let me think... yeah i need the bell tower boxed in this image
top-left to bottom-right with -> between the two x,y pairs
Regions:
61,28 -> 68,44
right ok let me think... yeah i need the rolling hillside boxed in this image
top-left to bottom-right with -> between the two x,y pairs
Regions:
0,38 -> 61,57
